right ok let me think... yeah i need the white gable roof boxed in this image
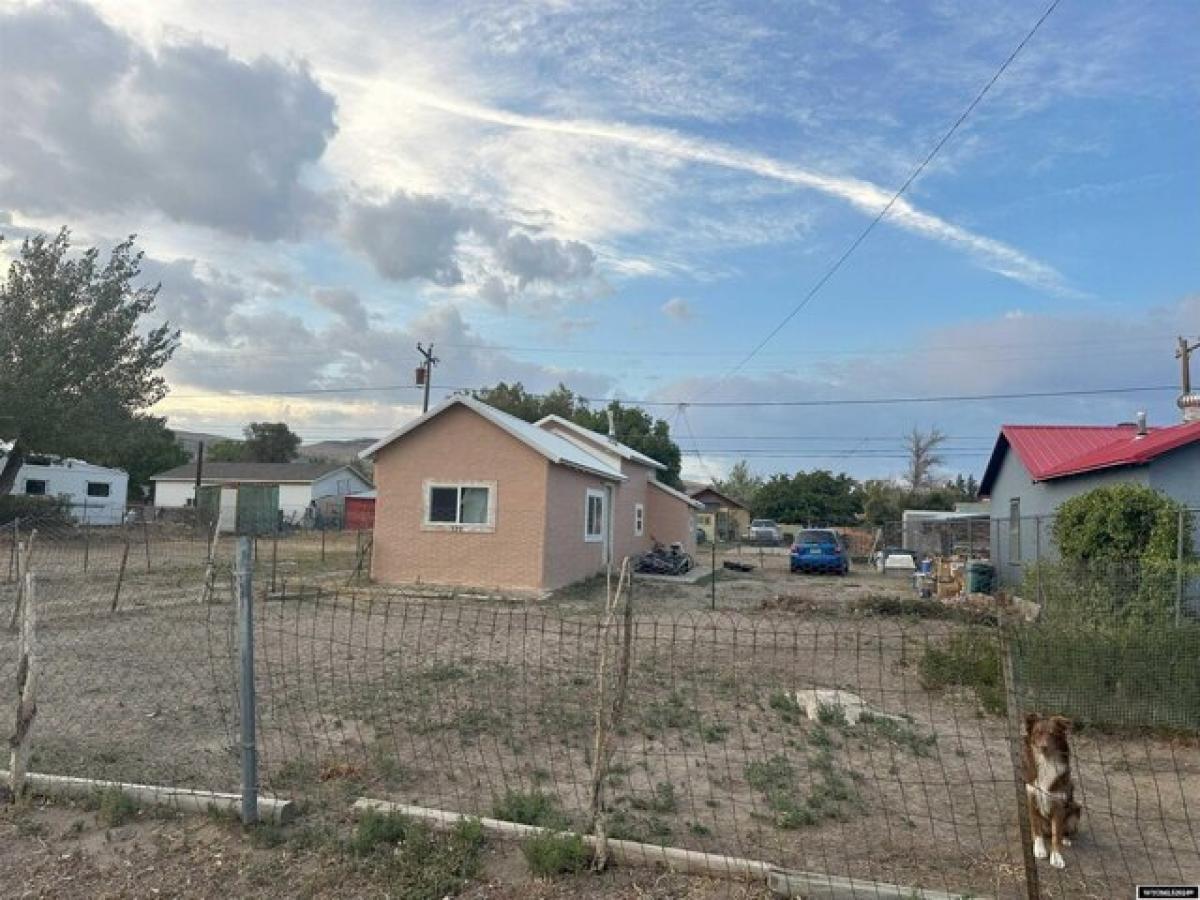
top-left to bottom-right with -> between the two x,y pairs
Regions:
649,478 -> 705,509
535,414 -> 667,471
361,396 -> 624,481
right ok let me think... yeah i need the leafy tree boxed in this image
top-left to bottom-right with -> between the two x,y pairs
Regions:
752,470 -> 861,525
1052,484 -> 1191,562
242,422 -> 301,462
0,229 -> 178,496
904,427 -> 946,489
93,416 -> 188,500
207,440 -> 247,462
713,460 -> 763,508
470,382 -> 683,486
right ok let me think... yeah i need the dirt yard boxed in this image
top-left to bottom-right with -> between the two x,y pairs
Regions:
2,545 -> 1198,900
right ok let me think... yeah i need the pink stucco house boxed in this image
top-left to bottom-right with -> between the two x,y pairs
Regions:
360,396 -> 701,592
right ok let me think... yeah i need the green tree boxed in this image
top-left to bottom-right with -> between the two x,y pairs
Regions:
242,422 -> 301,462
470,382 -> 684,486
93,416 -> 188,500
207,440 -> 246,462
1052,484 -> 1190,562
752,470 -> 861,525
0,229 -> 178,496
714,460 -> 763,508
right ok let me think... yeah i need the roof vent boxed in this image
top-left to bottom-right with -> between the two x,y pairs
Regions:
1180,392 -> 1200,422
606,408 -> 617,443
1136,411 -> 1147,436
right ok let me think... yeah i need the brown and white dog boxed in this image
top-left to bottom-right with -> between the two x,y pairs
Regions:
1023,713 -> 1082,869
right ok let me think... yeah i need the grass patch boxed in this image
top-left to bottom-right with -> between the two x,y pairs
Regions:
857,712 -> 937,757
853,593 -> 998,625
492,789 -> 568,829
744,752 -> 863,830
768,691 -> 804,725
629,781 -> 677,814
816,702 -> 848,728
349,812 -> 487,899
522,831 -> 591,876
351,809 -> 412,855
919,630 -> 1005,715
94,787 -> 139,827
640,691 -> 701,734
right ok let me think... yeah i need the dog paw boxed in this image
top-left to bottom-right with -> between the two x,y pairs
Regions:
1049,851 -> 1065,869
1033,837 -> 1048,859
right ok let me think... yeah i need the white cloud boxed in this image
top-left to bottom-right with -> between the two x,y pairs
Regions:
661,297 -> 695,322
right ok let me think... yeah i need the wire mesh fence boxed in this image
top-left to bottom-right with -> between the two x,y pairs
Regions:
4,523 -> 1199,899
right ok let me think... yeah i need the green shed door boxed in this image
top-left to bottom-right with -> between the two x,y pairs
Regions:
236,484 -> 280,534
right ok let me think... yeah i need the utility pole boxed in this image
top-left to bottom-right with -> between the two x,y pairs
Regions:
1177,335 -> 1199,395
194,441 -> 205,504
416,343 -> 439,413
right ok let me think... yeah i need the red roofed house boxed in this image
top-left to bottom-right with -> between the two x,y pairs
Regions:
978,410 -> 1200,583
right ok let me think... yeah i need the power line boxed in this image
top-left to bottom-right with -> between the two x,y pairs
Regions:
162,382 -> 1177,406
702,0 -> 1064,397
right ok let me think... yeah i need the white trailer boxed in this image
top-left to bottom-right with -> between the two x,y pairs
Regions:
2,456 -> 128,525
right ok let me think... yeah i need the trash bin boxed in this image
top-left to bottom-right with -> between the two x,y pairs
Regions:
966,562 -> 995,595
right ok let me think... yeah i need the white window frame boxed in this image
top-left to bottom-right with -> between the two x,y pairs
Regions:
422,480 -> 497,533
585,488 -> 606,543
634,502 -> 645,537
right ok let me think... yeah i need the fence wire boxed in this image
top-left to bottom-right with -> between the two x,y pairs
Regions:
3,521 -> 1199,899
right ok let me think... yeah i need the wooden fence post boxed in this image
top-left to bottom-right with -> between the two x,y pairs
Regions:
270,533 -> 279,594
199,517 -> 221,605
110,539 -> 131,613
9,570 -> 38,799
82,523 -> 90,573
143,518 -> 152,573
7,537 -> 31,633
6,519 -> 17,583
588,558 -> 633,870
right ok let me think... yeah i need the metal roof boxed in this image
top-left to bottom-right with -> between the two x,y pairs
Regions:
979,421 -> 1200,495
534,414 -> 667,471
360,396 -> 625,481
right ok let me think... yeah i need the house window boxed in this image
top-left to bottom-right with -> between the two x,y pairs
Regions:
1009,498 -> 1021,564
336,478 -> 352,495
634,502 -> 644,537
585,489 -> 606,542
86,482 -> 111,498
24,479 -> 47,496
423,481 -> 495,531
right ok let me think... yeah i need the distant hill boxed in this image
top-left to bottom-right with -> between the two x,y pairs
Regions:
171,430 -> 232,460
298,439 -> 375,464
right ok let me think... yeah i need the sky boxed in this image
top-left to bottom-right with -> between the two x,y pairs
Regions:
1,0 -> 1197,483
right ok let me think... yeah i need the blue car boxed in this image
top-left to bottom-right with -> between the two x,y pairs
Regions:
790,529 -> 849,575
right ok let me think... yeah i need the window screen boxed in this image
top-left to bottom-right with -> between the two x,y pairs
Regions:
87,482 -> 111,498
634,503 -> 644,536
459,487 -> 489,524
24,479 -> 47,496
586,491 -> 605,539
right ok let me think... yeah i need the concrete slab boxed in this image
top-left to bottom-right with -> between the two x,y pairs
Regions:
634,566 -> 713,585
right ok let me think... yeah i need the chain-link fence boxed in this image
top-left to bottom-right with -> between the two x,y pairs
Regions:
4,524 -> 1199,899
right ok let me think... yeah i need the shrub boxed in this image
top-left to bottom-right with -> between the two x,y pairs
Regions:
94,787 -> 139,827
919,630 -> 1004,715
492,789 -> 567,829
522,832 -> 591,876
0,494 -> 73,527
1052,484 -> 1190,562
351,809 -> 411,855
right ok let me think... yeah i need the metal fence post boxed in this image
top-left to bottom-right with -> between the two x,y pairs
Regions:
710,536 -> 717,610
270,533 -> 279,594
236,535 -> 259,825
320,526 -> 326,563
1177,509 -> 1185,627
1034,517 -> 1043,606
7,518 -> 18,583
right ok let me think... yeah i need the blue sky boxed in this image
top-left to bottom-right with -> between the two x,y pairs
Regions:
1,0 -> 1197,482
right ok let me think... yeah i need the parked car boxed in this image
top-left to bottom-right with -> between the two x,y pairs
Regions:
746,519 -> 783,545
790,529 -> 849,575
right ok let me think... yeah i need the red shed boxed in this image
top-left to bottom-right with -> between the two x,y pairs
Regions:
343,492 -> 376,530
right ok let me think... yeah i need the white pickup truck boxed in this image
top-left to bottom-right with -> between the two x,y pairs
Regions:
746,519 -> 783,545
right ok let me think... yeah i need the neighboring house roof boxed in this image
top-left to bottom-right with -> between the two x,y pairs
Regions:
979,421 -> 1200,495
684,484 -> 748,510
649,478 -> 705,510
360,396 -> 625,481
534,414 -> 667,471
152,461 -> 368,484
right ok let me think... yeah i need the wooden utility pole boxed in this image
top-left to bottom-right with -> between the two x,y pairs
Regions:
416,343 -> 439,413
194,441 -> 205,504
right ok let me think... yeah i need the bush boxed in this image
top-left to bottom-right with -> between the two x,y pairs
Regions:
1053,483 -> 1190,562
492,789 -> 568,829
351,809 -> 412,855
94,787 -> 139,827
1024,559 -> 1200,629
0,494 -> 73,527
919,630 -> 1004,715
522,832 -> 591,876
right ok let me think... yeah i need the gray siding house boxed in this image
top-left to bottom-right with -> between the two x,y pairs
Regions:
978,418 -> 1200,585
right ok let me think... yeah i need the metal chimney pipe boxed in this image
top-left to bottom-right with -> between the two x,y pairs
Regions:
1136,411 -> 1147,436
